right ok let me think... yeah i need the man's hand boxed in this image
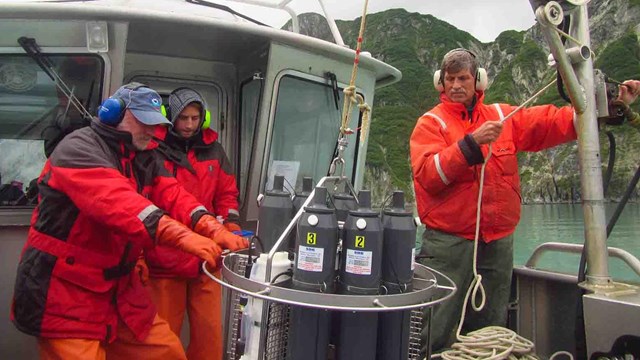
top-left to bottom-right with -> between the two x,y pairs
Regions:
616,80 -> 640,106
472,121 -> 503,145
195,215 -> 249,251
156,215 -> 223,266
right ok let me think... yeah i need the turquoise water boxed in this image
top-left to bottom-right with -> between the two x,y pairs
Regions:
514,203 -> 640,283
415,203 -> 640,283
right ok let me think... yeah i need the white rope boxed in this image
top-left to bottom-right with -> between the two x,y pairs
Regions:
339,0 -> 372,144
549,351 -> 575,360
435,327 -> 538,360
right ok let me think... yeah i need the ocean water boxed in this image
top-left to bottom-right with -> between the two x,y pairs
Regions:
515,203 -> 640,283
415,203 -> 640,283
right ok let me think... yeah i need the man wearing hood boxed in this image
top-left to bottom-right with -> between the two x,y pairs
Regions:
146,87 -> 241,360
410,49 -> 640,353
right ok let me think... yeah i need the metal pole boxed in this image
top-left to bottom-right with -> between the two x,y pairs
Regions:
570,4 -> 611,286
534,3 -> 587,113
317,0 -> 346,46
530,1 -> 611,288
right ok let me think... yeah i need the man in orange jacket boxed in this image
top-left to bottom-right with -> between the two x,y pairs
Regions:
146,87 -> 242,360
410,49 -> 640,352
11,83 -> 247,360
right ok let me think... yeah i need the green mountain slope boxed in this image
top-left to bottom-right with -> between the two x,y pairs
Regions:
289,0 -> 640,205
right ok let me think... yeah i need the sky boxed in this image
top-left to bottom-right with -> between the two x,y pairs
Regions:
222,0 -> 538,43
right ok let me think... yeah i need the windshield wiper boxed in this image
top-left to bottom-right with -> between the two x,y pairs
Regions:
185,0 -> 268,27
17,36 -> 93,121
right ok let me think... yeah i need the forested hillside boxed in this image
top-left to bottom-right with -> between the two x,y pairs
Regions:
287,0 -> 640,205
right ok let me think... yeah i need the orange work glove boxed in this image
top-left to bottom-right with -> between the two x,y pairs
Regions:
135,257 -> 149,285
194,214 -> 249,251
224,221 -> 242,233
156,215 -> 222,266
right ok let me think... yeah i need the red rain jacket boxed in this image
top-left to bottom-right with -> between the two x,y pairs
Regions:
11,121 -> 208,342
145,127 -> 239,278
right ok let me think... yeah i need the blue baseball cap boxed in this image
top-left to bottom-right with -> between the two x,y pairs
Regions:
113,84 -> 172,126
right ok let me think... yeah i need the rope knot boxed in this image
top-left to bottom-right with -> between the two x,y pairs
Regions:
343,86 -> 356,97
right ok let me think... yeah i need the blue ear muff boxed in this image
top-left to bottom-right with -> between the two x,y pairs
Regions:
98,97 -> 126,126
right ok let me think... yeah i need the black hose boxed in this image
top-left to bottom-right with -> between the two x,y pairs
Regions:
244,235 -> 265,279
606,163 -> 640,237
603,131 -> 617,196
556,16 -> 572,104
557,73 -> 572,103
271,269 -> 293,284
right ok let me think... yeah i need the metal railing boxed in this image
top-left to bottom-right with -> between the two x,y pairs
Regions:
525,242 -> 640,279
221,0 -> 346,46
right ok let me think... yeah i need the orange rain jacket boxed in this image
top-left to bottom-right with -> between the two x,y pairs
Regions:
410,92 -> 577,242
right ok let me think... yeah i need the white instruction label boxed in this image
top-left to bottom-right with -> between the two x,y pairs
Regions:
345,249 -> 373,275
411,248 -> 416,271
297,246 -> 324,272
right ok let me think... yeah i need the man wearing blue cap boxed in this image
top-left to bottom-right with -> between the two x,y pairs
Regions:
11,83 -> 247,360
97,82 -> 173,150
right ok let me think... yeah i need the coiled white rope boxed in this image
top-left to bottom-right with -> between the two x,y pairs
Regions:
439,327 -> 537,360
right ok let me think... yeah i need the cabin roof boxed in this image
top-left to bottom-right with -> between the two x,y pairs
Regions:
0,0 -> 402,87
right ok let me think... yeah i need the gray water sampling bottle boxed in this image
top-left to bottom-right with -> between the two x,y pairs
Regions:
257,175 -> 294,252
292,177 -> 314,215
337,190 -> 383,360
287,186 -> 339,360
332,183 -> 358,222
377,191 -> 416,360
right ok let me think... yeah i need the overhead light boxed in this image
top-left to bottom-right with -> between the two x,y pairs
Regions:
86,21 -> 109,53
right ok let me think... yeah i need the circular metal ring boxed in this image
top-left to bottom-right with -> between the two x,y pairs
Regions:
544,1 -> 564,26
206,252 -> 457,312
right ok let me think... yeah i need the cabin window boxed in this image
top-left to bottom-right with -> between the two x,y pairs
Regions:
0,54 -> 104,207
238,77 -> 262,203
266,75 -> 360,193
